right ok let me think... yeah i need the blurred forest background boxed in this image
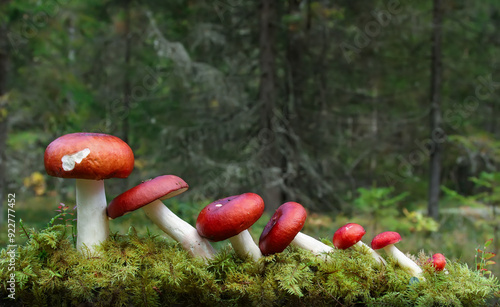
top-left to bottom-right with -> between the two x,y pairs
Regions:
1,0 -> 500,275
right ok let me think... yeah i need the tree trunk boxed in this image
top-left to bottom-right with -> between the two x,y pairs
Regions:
0,13 -> 9,226
428,0 -> 443,220
259,0 -> 282,211
370,91 -> 378,171
282,0 -> 302,202
123,0 -> 131,145
285,0 -> 303,116
121,0 -> 132,191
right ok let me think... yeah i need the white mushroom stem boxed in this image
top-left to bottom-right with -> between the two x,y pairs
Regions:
382,244 -> 423,277
76,179 -> 109,254
354,241 -> 387,265
291,232 -> 334,255
228,230 -> 262,262
142,199 -> 216,260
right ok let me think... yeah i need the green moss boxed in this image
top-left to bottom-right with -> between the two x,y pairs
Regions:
1,225 -> 499,306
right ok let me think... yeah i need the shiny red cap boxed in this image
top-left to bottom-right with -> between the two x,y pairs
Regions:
107,175 -> 188,219
44,132 -> 134,180
259,202 -> 306,255
332,223 -> 366,249
371,231 -> 402,250
196,193 -> 264,242
431,253 -> 446,271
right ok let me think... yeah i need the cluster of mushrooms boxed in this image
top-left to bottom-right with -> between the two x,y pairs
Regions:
44,132 -> 447,278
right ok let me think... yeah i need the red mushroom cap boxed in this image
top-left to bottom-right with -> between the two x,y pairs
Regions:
332,223 -> 366,249
44,132 -> 134,180
107,175 -> 188,219
259,202 -> 306,255
431,253 -> 446,271
196,193 -> 264,242
371,231 -> 402,250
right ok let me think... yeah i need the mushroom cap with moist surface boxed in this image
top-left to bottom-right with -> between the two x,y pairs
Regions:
431,253 -> 446,271
332,223 -> 366,249
107,175 -> 189,219
259,202 -> 306,255
44,132 -> 134,180
196,193 -> 264,242
371,231 -> 402,250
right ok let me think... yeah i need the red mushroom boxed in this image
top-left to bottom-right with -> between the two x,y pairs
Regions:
259,202 -> 333,256
430,253 -> 446,271
107,175 -> 215,260
332,223 -> 386,265
196,193 -> 264,261
44,133 -> 134,254
259,202 -> 306,255
371,231 -> 423,277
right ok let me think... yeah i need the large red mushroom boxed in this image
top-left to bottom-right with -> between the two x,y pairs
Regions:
44,132 -> 134,254
196,193 -> 264,261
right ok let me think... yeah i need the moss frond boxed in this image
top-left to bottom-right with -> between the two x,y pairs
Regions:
0,226 -> 498,306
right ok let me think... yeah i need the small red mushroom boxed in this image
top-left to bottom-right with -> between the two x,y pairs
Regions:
333,223 -> 386,265
371,231 -> 423,277
333,223 -> 366,249
196,193 -> 264,261
108,175 -> 215,260
259,202 -> 306,255
260,202 -> 333,256
430,253 -> 446,271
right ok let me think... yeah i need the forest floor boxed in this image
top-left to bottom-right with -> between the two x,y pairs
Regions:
1,193 -> 499,279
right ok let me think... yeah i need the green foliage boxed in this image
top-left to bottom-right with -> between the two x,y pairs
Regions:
470,172 -> 500,206
353,186 -> 408,216
441,185 -> 482,207
475,239 -> 497,277
442,171 -> 500,258
349,187 -> 439,235
442,170 -> 500,208
0,225 -> 498,306
448,134 -> 500,165
401,209 -> 439,233
3,0 -> 500,215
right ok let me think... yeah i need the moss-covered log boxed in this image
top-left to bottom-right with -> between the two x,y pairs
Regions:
1,225 -> 499,306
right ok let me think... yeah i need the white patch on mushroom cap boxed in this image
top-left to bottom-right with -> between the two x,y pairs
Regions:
62,148 -> 91,171
215,204 -> 223,207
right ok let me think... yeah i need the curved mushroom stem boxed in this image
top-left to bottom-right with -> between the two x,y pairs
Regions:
354,241 -> 387,265
76,179 -> 109,254
291,232 -> 334,256
383,244 -> 423,277
228,230 -> 262,262
142,199 -> 216,260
